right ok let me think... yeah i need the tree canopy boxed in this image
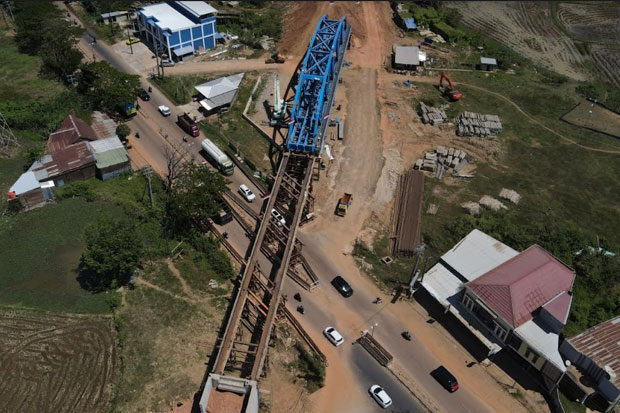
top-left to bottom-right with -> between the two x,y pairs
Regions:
14,2 -> 83,79
78,61 -> 141,115
163,164 -> 229,238
78,216 -> 143,291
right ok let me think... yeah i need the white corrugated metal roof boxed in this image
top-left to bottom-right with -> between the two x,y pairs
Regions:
9,171 -> 40,195
88,137 -> 124,154
140,3 -> 195,32
442,229 -> 518,282
515,319 -> 566,371
177,1 -> 217,17
481,57 -> 497,65
394,46 -> 419,66
195,73 -> 244,99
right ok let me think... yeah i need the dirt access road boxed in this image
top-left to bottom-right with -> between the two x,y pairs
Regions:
277,2 -> 539,413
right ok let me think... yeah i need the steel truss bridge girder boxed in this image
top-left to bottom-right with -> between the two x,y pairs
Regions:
286,14 -> 351,155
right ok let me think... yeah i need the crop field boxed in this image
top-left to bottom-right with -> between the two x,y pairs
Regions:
448,1 -> 587,80
589,45 -> 620,88
562,100 -> 620,138
0,309 -> 115,413
556,3 -> 620,44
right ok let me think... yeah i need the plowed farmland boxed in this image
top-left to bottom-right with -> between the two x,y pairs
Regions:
556,3 -> 620,44
0,309 -> 116,413
447,1 -> 588,80
590,45 -> 620,88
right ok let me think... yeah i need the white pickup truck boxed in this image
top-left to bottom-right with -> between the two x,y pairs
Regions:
158,105 -> 171,116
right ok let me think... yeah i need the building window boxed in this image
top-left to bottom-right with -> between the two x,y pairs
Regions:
462,294 -> 474,311
493,322 -> 508,342
525,348 -> 539,364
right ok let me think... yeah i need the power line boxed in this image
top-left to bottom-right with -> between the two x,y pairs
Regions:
0,108 -> 20,156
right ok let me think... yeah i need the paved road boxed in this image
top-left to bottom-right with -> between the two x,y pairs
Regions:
63,6 -> 494,412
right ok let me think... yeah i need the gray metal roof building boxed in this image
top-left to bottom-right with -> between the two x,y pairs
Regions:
195,73 -> 245,112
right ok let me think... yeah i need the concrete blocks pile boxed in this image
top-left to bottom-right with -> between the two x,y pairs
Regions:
456,111 -> 502,137
419,102 -> 447,126
414,145 -> 467,175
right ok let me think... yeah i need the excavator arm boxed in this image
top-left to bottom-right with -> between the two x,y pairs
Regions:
439,72 -> 454,90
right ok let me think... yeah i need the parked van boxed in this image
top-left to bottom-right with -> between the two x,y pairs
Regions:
177,113 -> 200,137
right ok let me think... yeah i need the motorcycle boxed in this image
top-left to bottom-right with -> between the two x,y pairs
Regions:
297,305 -> 305,315
135,132 -> 140,139
402,331 -> 412,341
294,293 -> 302,302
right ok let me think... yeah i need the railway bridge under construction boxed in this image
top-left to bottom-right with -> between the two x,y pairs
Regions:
199,14 -> 352,413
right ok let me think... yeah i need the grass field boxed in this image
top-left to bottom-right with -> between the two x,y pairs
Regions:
0,198 -> 122,314
0,35 -> 64,103
152,74 -> 218,106
113,260 -> 231,411
415,67 -> 620,252
561,100 -> 620,138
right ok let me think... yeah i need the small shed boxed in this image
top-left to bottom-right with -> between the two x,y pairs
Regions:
392,46 -> 426,70
479,57 -> 497,71
100,11 -> 130,25
403,18 -> 417,31
88,137 -> 131,181
195,73 -> 245,114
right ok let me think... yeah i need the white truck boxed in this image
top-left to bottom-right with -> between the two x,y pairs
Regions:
201,139 -> 234,176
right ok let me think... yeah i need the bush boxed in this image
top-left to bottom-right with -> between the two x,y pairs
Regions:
56,181 -> 97,202
116,124 -> 131,140
292,342 -> 325,392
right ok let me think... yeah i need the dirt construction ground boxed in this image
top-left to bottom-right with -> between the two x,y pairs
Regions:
0,309 -> 116,413
275,2 -> 544,413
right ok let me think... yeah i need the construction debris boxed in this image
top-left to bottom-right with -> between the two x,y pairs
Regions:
456,111 -> 502,138
426,203 -> 438,215
461,201 -> 481,216
413,145 -> 468,178
391,170 -> 424,256
499,188 -> 521,204
418,102 -> 447,126
479,195 -> 507,211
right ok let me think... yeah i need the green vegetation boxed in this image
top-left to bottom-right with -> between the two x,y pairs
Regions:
77,61 -> 142,117
78,1 -> 134,44
200,72 -> 271,171
354,234 -> 414,291
575,81 -> 620,113
289,342 -> 325,392
163,163 -> 229,239
115,124 -> 131,140
14,2 -> 84,80
218,5 -> 283,48
559,391 -> 586,413
0,198 -> 122,314
79,216 -> 144,292
151,74 -> 216,106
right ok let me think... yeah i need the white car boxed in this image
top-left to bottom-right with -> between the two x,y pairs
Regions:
270,208 -> 286,227
323,327 -> 344,347
369,385 -> 393,409
158,105 -> 171,116
238,184 -> 256,202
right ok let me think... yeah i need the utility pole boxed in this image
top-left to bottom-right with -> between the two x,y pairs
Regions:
142,167 -> 154,207
126,19 -> 133,54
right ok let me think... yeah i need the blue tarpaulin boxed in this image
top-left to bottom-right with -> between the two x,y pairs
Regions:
404,18 -> 417,30
215,33 -> 224,40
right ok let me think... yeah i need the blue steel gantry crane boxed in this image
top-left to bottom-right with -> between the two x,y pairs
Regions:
286,14 -> 352,155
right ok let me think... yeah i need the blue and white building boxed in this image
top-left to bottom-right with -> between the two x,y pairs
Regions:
137,1 -> 217,61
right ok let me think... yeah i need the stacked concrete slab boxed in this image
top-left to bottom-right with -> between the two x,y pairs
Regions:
414,145 -> 467,176
419,102 -> 447,126
456,111 -> 502,137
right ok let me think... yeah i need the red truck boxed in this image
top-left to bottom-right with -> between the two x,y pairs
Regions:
177,113 -> 200,137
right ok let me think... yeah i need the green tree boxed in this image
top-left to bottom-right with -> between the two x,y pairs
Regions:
116,124 -> 131,140
78,216 -> 143,291
22,144 -> 45,171
163,164 -> 229,238
14,2 -> 61,55
77,61 -> 141,116
39,19 -> 84,79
